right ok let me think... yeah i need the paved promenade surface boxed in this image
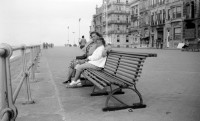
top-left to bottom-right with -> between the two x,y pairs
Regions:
15,47 -> 200,121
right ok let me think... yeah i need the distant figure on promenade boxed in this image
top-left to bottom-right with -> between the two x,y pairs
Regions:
66,37 -> 107,88
160,38 -> 163,49
43,42 -> 48,49
62,31 -> 102,84
156,38 -> 161,49
79,35 -> 87,49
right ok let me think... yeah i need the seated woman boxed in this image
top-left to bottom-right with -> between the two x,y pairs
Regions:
62,31 -> 102,84
66,37 -> 107,88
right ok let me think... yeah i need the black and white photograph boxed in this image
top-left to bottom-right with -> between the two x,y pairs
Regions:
0,0 -> 200,121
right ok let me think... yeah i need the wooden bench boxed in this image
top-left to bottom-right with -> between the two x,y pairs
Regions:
82,50 -> 157,111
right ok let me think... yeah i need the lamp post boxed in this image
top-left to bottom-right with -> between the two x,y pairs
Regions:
104,0 -> 108,44
79,18 -> 81,42
72,32 -> 75,45
68,26 -> 69,45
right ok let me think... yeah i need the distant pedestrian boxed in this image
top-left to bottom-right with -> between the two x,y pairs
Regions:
160,39 -> 163,49
79,35 -> 87,49
156,39 -> 159,49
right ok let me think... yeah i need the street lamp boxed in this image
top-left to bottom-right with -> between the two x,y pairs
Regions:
79,18 -> 81,42
68,26 -> 69,45
72,32 -> 75,45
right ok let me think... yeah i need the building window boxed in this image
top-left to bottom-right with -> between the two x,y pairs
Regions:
126,0 -> 128,4
198,26 -> 200,38
172,6 -> 182,19
191,1 -> 195,18
185,4 -> 190,19
117,25 -> 120,30
126,35 -> 129,42
176,6 -> 181,18
117,35 -> 120,42
174,27 -> 181,40
168,9 -> 171,20
172,7 -> 176,19
118,15 -> 120,21
163,9 -> 166,23
117,0 -> 120,3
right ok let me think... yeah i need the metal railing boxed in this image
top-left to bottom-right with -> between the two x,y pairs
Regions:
0,43 -> 41,121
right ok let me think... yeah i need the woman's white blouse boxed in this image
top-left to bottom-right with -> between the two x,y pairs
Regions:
87,45 -> 107,68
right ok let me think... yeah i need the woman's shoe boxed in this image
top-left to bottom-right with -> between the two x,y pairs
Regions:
66,80 -> 82,88
62,80 -> 71,84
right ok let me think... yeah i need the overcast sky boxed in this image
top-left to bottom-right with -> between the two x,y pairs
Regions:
0,0 -> 102,46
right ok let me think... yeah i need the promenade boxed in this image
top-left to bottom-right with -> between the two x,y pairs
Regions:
15,47 -> 200,121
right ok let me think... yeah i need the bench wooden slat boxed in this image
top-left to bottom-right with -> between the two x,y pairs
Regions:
84,70 -> 112,88
103,71 -> 135,86
118,64 -> 142,73
104,67 -> 116,75
89,70 -> 129,87
106,58 -> 119,64
87,69 -> 111,85
117,67 -> 141,77
104,64 -> 117,72
117,62 -> 142,70
121,56 -> 145,62
110,50 -> 157,57
106,61 -> 118,67
120,59 -> 143,66
83,71 -> 105,90
109,54 -> 146,61
110,53 -> 147,59
116,70 -> 138,82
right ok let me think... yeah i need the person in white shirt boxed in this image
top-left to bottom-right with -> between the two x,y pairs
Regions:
66,37 -> 107,88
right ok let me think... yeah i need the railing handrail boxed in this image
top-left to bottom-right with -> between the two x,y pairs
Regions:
0,43 -> 41,121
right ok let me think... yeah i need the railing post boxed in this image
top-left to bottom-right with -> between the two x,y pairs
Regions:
0,43 -> 17,121
30,47 -> 35,81
34,46 -> 39,73
21,45 -> 34,104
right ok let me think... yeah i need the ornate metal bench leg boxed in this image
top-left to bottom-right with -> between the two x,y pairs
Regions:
102,86 -> 146,112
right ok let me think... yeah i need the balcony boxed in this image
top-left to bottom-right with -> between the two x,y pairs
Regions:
131,15 -> 138,22
128,26 -> 140,33
108,20 -> 130,25
150,19 -> 165,26
108,30 -> 128,34
107,10 -> 130,15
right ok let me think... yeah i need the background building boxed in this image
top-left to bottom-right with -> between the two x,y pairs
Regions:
139,0 -> 150,47
165,0 -> 184,48
129,0 -> 140,48
91,0 -> 200,48
183,0 -> 200,44
93,0 -> 132,47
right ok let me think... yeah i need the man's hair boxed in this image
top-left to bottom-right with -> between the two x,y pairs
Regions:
90,31 -> 102,38
98,37 -> 106,46
82,35 -> 84,38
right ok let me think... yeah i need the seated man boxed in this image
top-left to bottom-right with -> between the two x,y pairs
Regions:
62,31 -> 102,84
66,37 -> 107,88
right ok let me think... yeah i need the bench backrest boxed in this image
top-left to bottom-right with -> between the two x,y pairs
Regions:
103,50 -> 156,84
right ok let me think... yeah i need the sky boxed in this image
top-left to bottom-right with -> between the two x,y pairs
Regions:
0,0 -> 102,46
